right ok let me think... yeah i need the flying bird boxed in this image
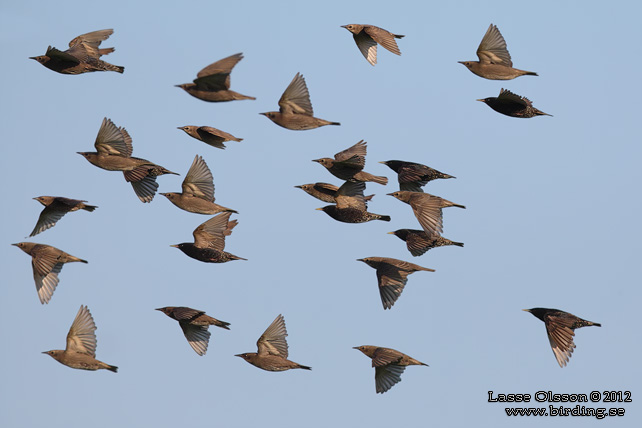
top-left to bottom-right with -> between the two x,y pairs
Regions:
458,24 -> 537,80
13,242 -> 87,304
313,140 -> 388,185
78,118 -> 178,202
388,229 -> 463,257
260,73 -> 340,130
170,212 -> 246,263
353,346 -> 427,394
477,89 -> 551,118
30,29 -> 124,74
523,308 -> 601,368
380,160 -> 455,192
341,24 -> 404,66
43,305 -> 118,372
177,126 -> 242,150
29,196 -> 96,237
176,53 -> 255,102
236,314 -> 311,371
161,155 -> 237,215
316,181 -> 390,223
357,257 -> 435,309
388,191 -> 465,238
156,306 -> 230,356
295,182 -> 374,204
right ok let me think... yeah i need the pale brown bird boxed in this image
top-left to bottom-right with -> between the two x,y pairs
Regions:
176,53 -> 255,102
13,242 -> 87,304
341,24 -> 404,66
177,126 -> 242,150
388,191 -> 465,238
477,89 -> 552,118
357,257 -> 435,310
156,306 -> 230,356
313,140 -> 388,185
161,155 -> 237,215
43,305 -> 118,372
295,182 -> 374,204
235,314 -> 311,371
388,229 -> 463,256
523,308 -> 601,368
29,196 -> 97,237
459,24 -> 537,80
260,73 -> 340,130
316,181 -> 390,223
171,212 -> 246,263
30,29 -> 124,74
353,345 -> 428,394
78,118 -> 178,202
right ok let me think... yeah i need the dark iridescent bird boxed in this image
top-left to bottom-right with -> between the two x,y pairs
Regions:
477,89 -> 551,118
523,308 -> 601,368
43,305 -> 118,372
295,182 -> 374,204
260,73 -> 340,130
388,229 -> 463,257
171,212 -> 246,263
236,314 -> 311,371
353,346 -> 428,394
177,126 -> 242,150
357,257 -> 434,310
78,118 -> 178,202
30,29 -> 124,74
176,53 -> 255,102
29,196 -> 97,237
316,181 -> 390,224
380,160 -> 455,192
459,24 -> 537,80
156,306 -> 230,356
313,140 -> 388,185
341,24 -> 404,66
13,242 -> 87,304
388,191 -> 465,238
161,155 -> 237,215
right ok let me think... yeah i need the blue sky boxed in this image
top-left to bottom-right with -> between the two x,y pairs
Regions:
1,0 -> 640,427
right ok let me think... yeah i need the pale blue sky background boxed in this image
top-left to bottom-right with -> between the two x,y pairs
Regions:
1,1 -> 640,427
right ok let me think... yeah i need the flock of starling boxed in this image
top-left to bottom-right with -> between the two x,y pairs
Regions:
15,23 -> 599,395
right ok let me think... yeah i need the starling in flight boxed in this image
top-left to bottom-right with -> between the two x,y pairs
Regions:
380,160 -> 455,192
156,306 -> 230,356
43,305 -> 118,372
171,212 -> 246,263
30,29 -> 124,74
161,155 -> 237,215
459,24 -> 537,80
13,242 -> 87,304
388,191 -> 465,238
341,24 -> 404,66
316,181 -> 390,223
78,118 -> 178,202
523,308 -> 601,368
313,140 -> 388,185
357,257 -> 435,310
388,229 -> 464,257
176,53 -> 255,102
260,73 -> 340,130
295,182 -> 374,204
236,314 -> 311,371
477,89 -> 551,118
353,345 -> 428,394
178,126 -> 242,150
29,196 -> 96,237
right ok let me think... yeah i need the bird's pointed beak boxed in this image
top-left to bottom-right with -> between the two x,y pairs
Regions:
311,159 -> 321,163
457,61 -> 465,65
259,112 -> 267,116
352,346 -> 359,349
476,99 -> 485,102
386,232 -> 394,235
174,84 -> 182,88
378,161 -> 386,164
169,244 -> 179,248
29,56 -> 37,60
522,309 -> 531,312
356,258 -> 364,262
294,185 -> 302,189
386,193 -> 395,196
315,207 -> 323,211
234,354 -> 243,358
